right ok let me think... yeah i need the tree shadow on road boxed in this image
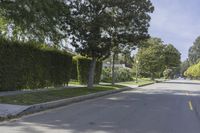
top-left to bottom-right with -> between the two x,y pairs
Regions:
1,88 -> 200,133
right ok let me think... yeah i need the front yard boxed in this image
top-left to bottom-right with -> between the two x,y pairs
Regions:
118,78 -> 155,86
0,85 -> 125,105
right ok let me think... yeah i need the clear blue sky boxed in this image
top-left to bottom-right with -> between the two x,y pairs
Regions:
149,0 -> 200,61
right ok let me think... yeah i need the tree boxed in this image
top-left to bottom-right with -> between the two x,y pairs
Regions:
107,0 -> 154,85
137,38 -> 165,80
180,59 -> 190,77
1,0 -> 154,88
137,38 -> 181,79
163,69 -> 173,79
184,62 -> 200,79
189,36 -> 200,65
118,51 -> 134,68
0,16 -> 8,37
163,44 -> 181,78
164,44 -> 181,68
69,0 -> 154,88
0,0 -> 70,43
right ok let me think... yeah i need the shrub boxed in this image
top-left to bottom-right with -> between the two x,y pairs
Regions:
0,38 -> 72,91
70,56 -> 78,80
76,56 -> 102,85
184,62 -> 200,79
163,69 -> 173,79
101,67 -> 133,83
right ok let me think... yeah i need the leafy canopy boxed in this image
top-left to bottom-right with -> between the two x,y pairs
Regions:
137,38 -> 165,78
189,36 -> 200,65
137,38 -> 181,79
0,0 -> 70,43
69,0 -> 154,59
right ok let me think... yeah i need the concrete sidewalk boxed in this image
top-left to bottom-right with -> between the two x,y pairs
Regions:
0,85 -> 84,119
1,81 -> 200,133
0,87 -> 132,120
0,104 -> 29,118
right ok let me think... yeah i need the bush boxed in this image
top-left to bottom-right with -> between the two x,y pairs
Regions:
0,38 -> 72,91
76,56 -> 102,85
101,67 -> 133,83
70,56 -> 78,80
163,69 -> 173,79
184,62 -> 200,79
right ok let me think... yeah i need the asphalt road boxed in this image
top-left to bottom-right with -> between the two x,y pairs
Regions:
1,79 -> 200,133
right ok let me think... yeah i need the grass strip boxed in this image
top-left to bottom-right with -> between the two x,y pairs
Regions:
0,85 -> 124,105
119,78 -> 154,86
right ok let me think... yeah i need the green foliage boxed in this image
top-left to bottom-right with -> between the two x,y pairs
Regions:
0,85 -> 124,105
184,62 -> 200,79
164,44 -> 181,68
70,0 -> 154,59
69,0 -> 154,87
76,56 -> 102,85
101,67 -> 133,83
180,59 -> 190,77
137,38 -> 181,79
0,38 -> 72,91
137,39 -> 165,79
0,16 -> 8,37
189,36 -> 200,65
0,0 -> 70,43
70,56 -> 78,80
163,69 -> 173,79
1,0 -> 154,87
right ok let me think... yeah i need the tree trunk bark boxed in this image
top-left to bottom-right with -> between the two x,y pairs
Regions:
88,57 -> 96,89
151,73 -> 154,81
112,52 -> 116,86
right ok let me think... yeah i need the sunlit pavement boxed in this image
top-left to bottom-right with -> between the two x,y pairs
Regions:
1,79 -> 200,133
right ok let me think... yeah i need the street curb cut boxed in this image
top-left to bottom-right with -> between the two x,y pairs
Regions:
0,87 -> 132,121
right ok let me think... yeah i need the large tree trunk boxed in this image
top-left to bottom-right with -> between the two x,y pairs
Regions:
88,57 -> 96,88
151,73 -> 155,81
112,52 -> 116,85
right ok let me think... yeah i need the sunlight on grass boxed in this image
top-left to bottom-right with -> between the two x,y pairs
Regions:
0,85 -> 125,105
118,78 -> 154,86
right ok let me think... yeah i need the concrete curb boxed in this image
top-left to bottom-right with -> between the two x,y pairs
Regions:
0,87 -> 132,121
138,82 -> 155,87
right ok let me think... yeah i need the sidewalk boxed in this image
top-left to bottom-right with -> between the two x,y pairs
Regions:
0,85 -> 132,120
0,85 -> 84,119
0,104 -> 29,118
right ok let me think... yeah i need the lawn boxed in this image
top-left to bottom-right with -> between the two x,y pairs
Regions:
118,78 -> 155,86
68,80 -> 80,85
0,85 -> 125,105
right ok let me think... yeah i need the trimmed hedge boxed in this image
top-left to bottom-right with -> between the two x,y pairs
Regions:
76,56 -> 102,85
0,39 -> 72,91
70,56 -> 78,80
101,67 -> 133,83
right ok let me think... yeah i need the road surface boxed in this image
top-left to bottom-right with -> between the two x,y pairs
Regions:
1,79 -> 200,133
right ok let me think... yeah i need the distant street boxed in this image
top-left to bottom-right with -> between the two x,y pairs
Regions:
1,79 -> 200,133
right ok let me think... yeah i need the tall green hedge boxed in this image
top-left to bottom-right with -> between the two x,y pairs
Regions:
70,56 -> 78,80
76,56 -> 102,85
101,67 -> 133,83
0,39 -> 72,91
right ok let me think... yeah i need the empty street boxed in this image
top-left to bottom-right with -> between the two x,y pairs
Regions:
1,80 -> 200,133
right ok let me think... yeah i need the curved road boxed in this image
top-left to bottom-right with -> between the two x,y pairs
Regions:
1,79 -> 200,133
